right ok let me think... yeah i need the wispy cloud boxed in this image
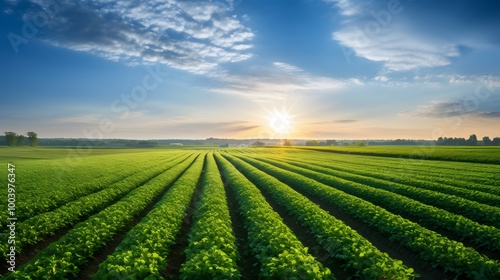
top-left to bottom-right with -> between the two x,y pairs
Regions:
311,119 -> 359,124
405,94 -> 500,120
152,120 -> 259,138
54,114 -> 101,124
327,0 -> 500,71
213,62 -> 353,100
165,120 -> 258,132
405,100 -> 464,118
334,27 -> 459,71
15,0 -> 253,75
334,119 -> 358,123
477,112 -> 500,118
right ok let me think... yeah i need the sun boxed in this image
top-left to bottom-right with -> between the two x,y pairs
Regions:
268,109 -> 293,135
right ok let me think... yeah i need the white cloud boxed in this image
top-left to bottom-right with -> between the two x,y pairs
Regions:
412,74 -> 500,88
374,75 -> 389,82
333,25 -> 459,71
329,0 -> 461,71
21,0 -> 254,75
326,0 -> 361,16
213,62 -> 350,100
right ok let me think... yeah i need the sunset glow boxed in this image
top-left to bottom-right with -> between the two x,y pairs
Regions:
269,110 -> 293,135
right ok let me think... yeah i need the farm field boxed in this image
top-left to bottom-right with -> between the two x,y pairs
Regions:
1,147 -> 499,279
293,145 -> 500,165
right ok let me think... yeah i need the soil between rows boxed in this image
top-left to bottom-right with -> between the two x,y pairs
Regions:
0,159 -> 180,277
216,157 -> 260,280
75,155 -> 198,279
269,156 -> 500,261
162,156 -> 205,279
287,185 -> 459,280
254,182 -> 351,279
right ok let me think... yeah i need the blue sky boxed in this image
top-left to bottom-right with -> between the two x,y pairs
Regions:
1,0 -> 500,140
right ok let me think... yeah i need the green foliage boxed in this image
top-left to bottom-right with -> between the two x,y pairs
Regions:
180,153 -> 240,279
215,153 -> 333,279
27,131 -> 38,147
1,147 -> 499,279
235,151 -> 500,279
7,154 -> 198,279
224,153 -> 416,279
0,151 -> 187,228
250,154 -> 500,252
93,154 -> 205,279
0,153 -> 191,257
295,145 -> 500,164
16,135 -> 26,146
4,132 -> 17,146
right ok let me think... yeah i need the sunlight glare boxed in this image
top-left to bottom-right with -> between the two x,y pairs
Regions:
269,110 -> 293,134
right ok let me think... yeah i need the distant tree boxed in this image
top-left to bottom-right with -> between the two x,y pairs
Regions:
482,136 -> 492,146
442,137 -> 466,146
467,134 -> 478,146
355,141 -> 366,147
306,140 -> 320,146
251,141 -> 265,147
17,135 -> 26,146
325,139 -> 338,146
5,132 -> 17,146
492,137 -> 500,146
437,137 -> 444,145
27,131 -> 39,147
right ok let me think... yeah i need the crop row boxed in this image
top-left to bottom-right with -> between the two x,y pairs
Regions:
214,153 -> 333,279
0,151 -> 182,226
235,155 -> 500,279
243,154 -> 500,252
291,151 -> 500,203
93,154 -> 205,279
243,151 -> 500,229
0,153 -> 192,259
180,153 -> 241,279
265,150 -> 500,207
288,149 -> 500,190
258,148 -> 500,189
6,154 -> 198,279
295,146 -> 500,168
222,153 -> 416,279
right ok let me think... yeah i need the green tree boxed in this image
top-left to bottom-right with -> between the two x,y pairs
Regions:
27,131 -> 39,147
5,132 -> 17,146
17,135 -> 26,146
306,140 -> 320,146
325,139 -> 338,146
251,141 -> 265,147
467,134 -> 478,146
482,136 -> 492,146
355,141 -> 366,146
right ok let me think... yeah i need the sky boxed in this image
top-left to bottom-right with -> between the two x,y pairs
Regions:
1,0 -> 500,140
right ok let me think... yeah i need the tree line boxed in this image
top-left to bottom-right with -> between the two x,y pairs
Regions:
4,132 -> 38,147
437,134 -> 500,146
303,135 -> 500,146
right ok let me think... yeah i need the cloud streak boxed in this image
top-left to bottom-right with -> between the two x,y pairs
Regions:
14,0 -> 254,75
406,94 -> 500,120
328,0 -> 500,71
213,62 -> 352,100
